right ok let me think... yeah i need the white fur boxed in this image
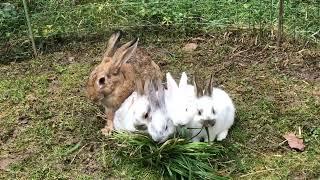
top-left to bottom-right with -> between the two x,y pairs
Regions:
147,82 -> 175,143
114,92 -> 138,132
147,107 -> 175,143
189,87 -> 235,142
165,72 -> 197,127
114,82 -> 175,143
114,90 -> 151,132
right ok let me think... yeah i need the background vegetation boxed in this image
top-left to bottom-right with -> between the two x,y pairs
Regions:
0,0 -> 319,179
1,0 -> 319,60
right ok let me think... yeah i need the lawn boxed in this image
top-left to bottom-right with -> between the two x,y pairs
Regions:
0,31 -> 319,179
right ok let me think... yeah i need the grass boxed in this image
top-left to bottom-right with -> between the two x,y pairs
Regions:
1,0 -> 319,61
108,132 -> 228,179
0,31 -> 320,179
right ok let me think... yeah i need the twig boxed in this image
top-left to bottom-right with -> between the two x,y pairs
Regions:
22,0 -> 37,57
240,169 -> 275,178
277,0 -> 284,47
69,143 -> 88,165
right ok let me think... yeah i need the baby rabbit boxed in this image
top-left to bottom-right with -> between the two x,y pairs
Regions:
113,78 -> 151,132
86,31 -> 162,135
146,79 -> 175,143
188,74 -> 236,142
114,78 -> 174,143
165,72 -> 197,127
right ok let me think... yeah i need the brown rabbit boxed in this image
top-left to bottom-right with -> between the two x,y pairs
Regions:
86,31 -> 162,135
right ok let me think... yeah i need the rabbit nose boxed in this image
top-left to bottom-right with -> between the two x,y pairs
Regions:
203,120 -> 215,127
177,123 -> 186,127
134,123 -> 147,131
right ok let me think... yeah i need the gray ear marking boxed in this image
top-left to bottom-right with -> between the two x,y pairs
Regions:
193,75 -> 203,98
103,31 -> 122,59
147,79 -> 158,108
204,74 -> 214,96
135,78 -> 144,96
156,79 -> 166,108
144,78 -> 151,96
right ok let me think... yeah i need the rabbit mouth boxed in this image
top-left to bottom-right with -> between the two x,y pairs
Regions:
203,120 -> 215,127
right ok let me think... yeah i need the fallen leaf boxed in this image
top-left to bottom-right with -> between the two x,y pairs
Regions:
283,133 -> 305,151
182,43 -> 198,52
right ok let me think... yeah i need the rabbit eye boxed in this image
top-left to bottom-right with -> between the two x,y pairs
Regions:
165,125 -> 168,131
98,77 -> 105,85
198,109 -> 202,116
144,112 -> 149,119
185,108 -> 188,112
212,107 -> 215,114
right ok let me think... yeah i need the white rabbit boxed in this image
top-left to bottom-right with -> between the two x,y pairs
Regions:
114,79 -> 151,132
188,74 -> 235,142
165,72 -> 197,127
146,79 -> 175,143
114,78 -> 175,143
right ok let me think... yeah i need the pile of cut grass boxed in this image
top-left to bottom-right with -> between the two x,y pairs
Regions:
107,131 -> 228,179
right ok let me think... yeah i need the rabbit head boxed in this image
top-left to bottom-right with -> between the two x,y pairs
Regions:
86,31 -> 137,107
165,72 -> 197,127
147,79 -> 175,143
131,78 -> 152,131
193,74 -> 216,127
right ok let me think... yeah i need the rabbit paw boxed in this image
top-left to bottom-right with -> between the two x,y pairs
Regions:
216,130 -> 228,141
101,127 -> 113,136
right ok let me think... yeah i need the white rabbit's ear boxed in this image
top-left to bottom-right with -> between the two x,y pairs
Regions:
179,72 -> 188,88
147,79 -> 159,108
166,72 -> 178,93
204,74 -> 214,96
193,74 -> 203,98
135,78 -> 144,96
143,78 -> 151,96
156,79 -> 166,107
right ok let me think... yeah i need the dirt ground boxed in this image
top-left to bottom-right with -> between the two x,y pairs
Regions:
0,31 -> 319,179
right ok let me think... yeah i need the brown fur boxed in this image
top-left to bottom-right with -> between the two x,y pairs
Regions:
86,32 -> 162,135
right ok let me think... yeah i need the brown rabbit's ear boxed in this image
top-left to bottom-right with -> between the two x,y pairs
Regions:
112,38 -> 139,73
135,78 -> 144,96
193,75 -> 203,98
103,31 -> 122,61
204,74 -> 214,96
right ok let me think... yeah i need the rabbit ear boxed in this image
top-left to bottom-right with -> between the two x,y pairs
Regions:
147,79 -> 159,108
135,78 -> 144,96
204,74 -> 214,96
144,78 -> 151,96
166,72 -> 178,93
156,79 -> 165,107
193,75 -> 203,98
112,38 -> 139,74
179,72 -> 188,88
103,31 -> 122,61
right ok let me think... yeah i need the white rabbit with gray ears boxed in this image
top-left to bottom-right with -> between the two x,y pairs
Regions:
113,78 -> 151,133
114,77 -> 175,143
188,74 -> 236,142
146,79 -> 175,143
